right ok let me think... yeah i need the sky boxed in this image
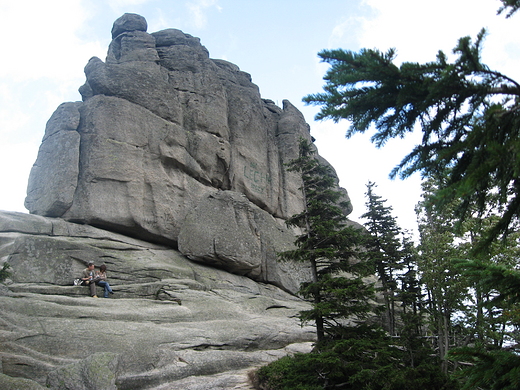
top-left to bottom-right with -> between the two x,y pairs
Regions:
1,0 -> 519,237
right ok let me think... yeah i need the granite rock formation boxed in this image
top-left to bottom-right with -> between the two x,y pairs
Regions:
1,13 -> 358,389
24,13 -> 351,288
0,211 -> 314,390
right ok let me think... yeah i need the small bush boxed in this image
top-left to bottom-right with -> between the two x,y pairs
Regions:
254,332 -> 459,390
0,263 -> 11,282
254,353 -> 324,390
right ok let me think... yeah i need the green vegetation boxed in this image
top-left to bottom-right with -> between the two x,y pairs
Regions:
361,181 -> 405,335
0,263 -> 11,282
278,138 -> 372,343
255,2 -> 520,389
256,142 -> 455,389
255,327 -> 457,390
303,3 -> 520,249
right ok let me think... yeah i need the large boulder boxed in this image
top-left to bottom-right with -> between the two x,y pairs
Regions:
24,14 -> 352,284
178,190 -> 311,292
0,211 -> 315,389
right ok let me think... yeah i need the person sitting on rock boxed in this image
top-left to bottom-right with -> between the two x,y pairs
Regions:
95,264 -> 114,298
81,262 -> 98,298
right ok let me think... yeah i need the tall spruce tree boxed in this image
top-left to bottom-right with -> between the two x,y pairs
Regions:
279,138 -> 371,343
416,176 -> 471,373
361,181 -> 403,335
257,167 -> 458,389
303,6 -> 520,248
397,237 -> 426,369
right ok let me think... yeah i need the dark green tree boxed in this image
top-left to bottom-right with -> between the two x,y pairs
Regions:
303,10 -> 520,248
362,183 -> 429,367
257,154 -> 457,389
361,181 -> 403,335
448,260 -> 520,390
0,263 -> 11,283
415,171 -> 520,381
498,0 -> 520,17
279,138 -> 370,343
452,208 -> 520,348
255,326 -> 459,390
394,233 -> 427,368
415,176 -> 472,373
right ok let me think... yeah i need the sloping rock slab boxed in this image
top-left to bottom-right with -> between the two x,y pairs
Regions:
0,211 -> 315,389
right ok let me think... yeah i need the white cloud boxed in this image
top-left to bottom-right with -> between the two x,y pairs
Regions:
0,0 -> 107,82
0,85 -> 29,137
0,142 -> 39,213
345,0 -> 514,66
0,0 -> 108,213
186,0 -> 222,29
313,118 -> 423,237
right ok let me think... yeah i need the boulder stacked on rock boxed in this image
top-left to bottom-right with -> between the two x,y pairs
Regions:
24,13 -> 351,287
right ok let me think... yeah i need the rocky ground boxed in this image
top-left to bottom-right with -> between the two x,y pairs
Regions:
0,211 -> 315,389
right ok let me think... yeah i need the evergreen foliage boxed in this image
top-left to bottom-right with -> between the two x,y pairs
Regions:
448,346 -> 520,390
415,176 -> 471,372
415,174 -> 520,385
0,263 -> 11,282
255,326 -> 458,390
454,258 -> 520,307
361,181 -> 404,335
303,20 -> 520,247
279,138 -> 370,342
447,259 -> 520,389
257,142 -> 454,389
498,0 -> 520,17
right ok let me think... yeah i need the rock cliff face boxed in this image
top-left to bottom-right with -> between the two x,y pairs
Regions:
1,13 -> 355,389
24,14 -> 351,289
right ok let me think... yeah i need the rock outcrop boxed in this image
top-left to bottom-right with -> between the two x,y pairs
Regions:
24,13 -> 351,289
0,211 -> 314,389
1,13 -> 357,389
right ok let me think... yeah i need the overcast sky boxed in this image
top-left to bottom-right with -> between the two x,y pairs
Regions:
1,0 -> 518,236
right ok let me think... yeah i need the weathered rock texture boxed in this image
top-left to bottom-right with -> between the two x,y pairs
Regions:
3,13 -> 358,389
24,13 -> 351,288
0,211 -> 314,389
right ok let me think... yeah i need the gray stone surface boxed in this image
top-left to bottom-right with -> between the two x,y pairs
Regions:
46,353 -> 120,390
0,373 -> 47,390
12,13 -> 359,389
24,13 -> 352,259
111,13 -> 147,39
24,102 -> 81,217
0,211 -> 315,389
178,190 -> 311,293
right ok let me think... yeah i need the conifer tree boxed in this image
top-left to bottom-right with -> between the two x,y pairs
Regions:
279,138 -> 370,343
361,181 -> 403,335
303,7 -> 520,247
257,170 -> 457,389
393,234 -> 427,368
416,176 -> 471,373
448,261 -> 520,390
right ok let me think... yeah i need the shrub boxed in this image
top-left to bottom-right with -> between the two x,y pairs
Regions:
0,263 -> 11,282
254,330 -> 459,390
